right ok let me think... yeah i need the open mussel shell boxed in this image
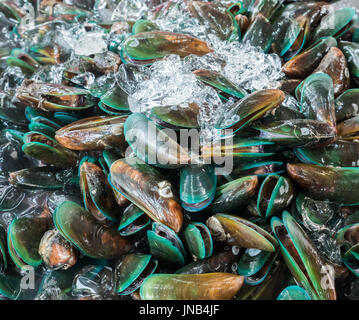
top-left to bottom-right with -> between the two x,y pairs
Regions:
80,161 -> 121,223
210,175 -> 258,213
271,211 -> 336,300
99,86 -> 129,113
55,115 -> 127,151
311,8 -> 358,44
9,167 -> 77,190
0,274 -> 22,300
243,250 -> 279,286
53,201 -> 132,259
242,14 -> 272,53
237,248 -> 272,277
139,273 -> 244,300
193,69 -> 246,100
206,214 -> 277,252
312,47 -> 350,97
295,72 -> 336,127
257,174 -> 294,218
335,89 -> 359,122
38,229 -> 78,270
22,131 -> 78,167
215,89 -> 285,135
296,140 -> 359,167
339,41 -> 359,84
147,222 -> 186,267
256,119 -> 336,148
118,204 -> 151,236
116,254 -> 158,296
180,165 -> 216,212
277,285 -> 311,300
287,163 -> 359,205
124,113 -> 198,168
183,222 -> 213,261
8,216 -> 48,268
122,31 -> 213,64
282,36 -> 337,78
16,80 -> 94,112
109,157 -> 184,233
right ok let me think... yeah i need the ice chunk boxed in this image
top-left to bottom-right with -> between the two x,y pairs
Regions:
61,25 -> 108,56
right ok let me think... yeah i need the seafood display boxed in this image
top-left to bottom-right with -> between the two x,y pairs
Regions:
1,0 -> 359,301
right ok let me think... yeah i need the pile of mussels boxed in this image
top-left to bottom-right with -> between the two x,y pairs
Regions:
1,0 -> 359,300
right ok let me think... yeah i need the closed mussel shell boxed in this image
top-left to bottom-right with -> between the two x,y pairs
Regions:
55,116 -> 127,151
8,216 -> 48,268
140,273 -> 244,300
53,201 -> 132,259
109,157 -> 183,233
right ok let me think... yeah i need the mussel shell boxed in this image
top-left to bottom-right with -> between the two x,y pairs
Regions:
216,89 -> 285,134
206,214 -> 277,252
257,174 -> 294,218
22,132 -> 78,167
124,113 -> 197,168
151,103 -> 200,129
242,14 -> 272,52
193,69 -> 246,99
147,222 -> 186,266
282,36 -> 337,78
271,211 -> 336,300
256,119 -> 336,148
16,80 -> 93,112
109,157 -> 183,233
183,222 -> 213,260
210,176 -> 258,213
8,216 -> 48,267
123,31 -> 213,62
296,140 -> 359,167
0,275 -> 22,300
287,163 -> 359,205
339,41 -> 359,83
99,86 -> 129,112
55,116 -> 127,151
180,165 -> 217,212
175,248 -> 240,274
277,285 -> 311,300
53,201 -> 132,259
139,273 -> 244,300
311,8 -> 358,43
116,254 -> 158,295
335,89 -> 359,122
118,204 -> 151,236
296,72 -> 336,128
9,167 -> 77,189
80,161 -> 121,222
